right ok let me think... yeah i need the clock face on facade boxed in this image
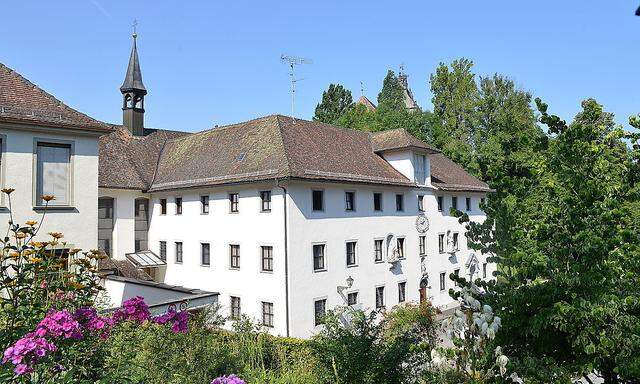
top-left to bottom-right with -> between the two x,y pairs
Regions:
415,213 -> 429,233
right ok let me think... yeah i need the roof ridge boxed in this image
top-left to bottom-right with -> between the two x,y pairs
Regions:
274,115 -> 293,176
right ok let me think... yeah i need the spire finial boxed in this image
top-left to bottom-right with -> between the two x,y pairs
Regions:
360,81 -> 365,97
132,19 -> 138,39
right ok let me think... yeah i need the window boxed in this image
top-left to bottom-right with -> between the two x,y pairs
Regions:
134,198 -> 149,252
261,246 -> 273,272
229,193 -> 239,213
313,244 -> 326,271
398,282 -> 406,303
374,239 -> 383,262
396,237 -> 405,259
261,302 -> 274,327
314,299 -> 327,326
345,191 -> 355,211
454,269 -> 460,286
175,197 -> 182,215
201,195 -> 210,214
230,296 -> 241,320
373,192 -> 383,211
437,196 -> 443,212
159,241 -> 167,261
36,142 -> 71,205
438,234 -> 445,254
453,233 -> 459,251
483,263 -> 487,278
419,235 -> 426,255
466,197 -> 471,211
230,244 -> 240,269
201,243 -> 210,266
160,199 -> 167,215
346,241 -> 357,266
347,292 -> 358,306
451,196 -> 458,211
375,286 -> 385,309
440,272 -> 446,291
312,190 -> 324,211
395,194 -> 404,211
480,197 -> 486,206
175,242 -> 183,263
98,197 -> 114,256
413,153 -> 427,184
260,191 -> 271,212
417,195 -> 424,212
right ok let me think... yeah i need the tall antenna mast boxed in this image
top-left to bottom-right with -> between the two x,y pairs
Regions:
280,54 -> 312,122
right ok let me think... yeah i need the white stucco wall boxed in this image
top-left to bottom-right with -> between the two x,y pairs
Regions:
0,125 -> 100,251
98,188 -> 149,260
380,149 -> 432,186
286,181 -> 492,338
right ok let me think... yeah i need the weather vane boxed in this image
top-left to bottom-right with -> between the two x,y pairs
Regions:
132,19 -> 138,38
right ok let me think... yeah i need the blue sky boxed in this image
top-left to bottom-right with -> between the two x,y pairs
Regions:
1,1 -> 639,132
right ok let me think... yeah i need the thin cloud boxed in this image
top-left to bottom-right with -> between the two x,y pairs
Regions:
89,0 -> 112,19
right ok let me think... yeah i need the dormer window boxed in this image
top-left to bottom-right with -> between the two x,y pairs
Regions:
413,153 -> 427,184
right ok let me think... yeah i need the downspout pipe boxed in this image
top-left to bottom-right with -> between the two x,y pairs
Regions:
276,179 -> 290,337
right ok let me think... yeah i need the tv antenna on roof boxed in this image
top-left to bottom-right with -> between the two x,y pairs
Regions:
281,54 -> 312,122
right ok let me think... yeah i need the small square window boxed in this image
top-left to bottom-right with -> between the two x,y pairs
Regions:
419,235 -> 426,255
175,197 -> 182,215
347,292 -> 358,306
175,241 -> 183,263
230,244 -> 240,269
374,239 -> 383,262
159,241 -> 167,261
437,196 -> 443,212
395,194 -> 404,211
373,193 -> 383,211
261,302 -> 274,327
417,195 -> 424,212
314,299 -> 327,326
229,193 -> 239,213
396,238 -> 405,259
398,282 -> 406,303
160,199 -> 167,215
345,191 -> 355,211
312,190 -> 324,211
201,195 -> 210,214
261,246 -> 273,272
375,286 -> 385,309
201,243 -> 210,266
260,191 -> 272,212
439,272 -> 446,291
313,244 -> 326,271
230,296 -> 241,320
466,197 -> 471,211
346,241 -> 357,266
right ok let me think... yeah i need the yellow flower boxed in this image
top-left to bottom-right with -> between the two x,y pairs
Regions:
23,249 -> 35,256
8,251 -> 20,259
14,233 -> 26,239
69,248 -> 82,255
48,232 -> 64,240
1,188 -> 15,195
25,220 -> 38,226
41,195 -> 55,202
28,257 -> 42,263
70,282 -> 86,290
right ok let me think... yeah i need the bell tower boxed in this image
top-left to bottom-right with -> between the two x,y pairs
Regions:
120,29 -> 147,136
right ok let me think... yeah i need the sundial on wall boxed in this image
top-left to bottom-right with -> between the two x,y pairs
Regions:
415,212 -> 429,233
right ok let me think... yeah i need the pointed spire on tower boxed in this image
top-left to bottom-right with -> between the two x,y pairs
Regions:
120,28 -> 146,94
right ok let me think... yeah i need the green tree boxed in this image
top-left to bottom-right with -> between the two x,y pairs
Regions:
430,58 -> 480,173
461,99 -> 640,383
377,70 -> 405,112
313,83 -> 354,125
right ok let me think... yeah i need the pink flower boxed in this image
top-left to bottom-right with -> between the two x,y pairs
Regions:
112,296 -> 151,324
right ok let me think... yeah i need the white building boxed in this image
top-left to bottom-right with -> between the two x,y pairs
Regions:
0,62 -> 112,250
96,38 -> 495,338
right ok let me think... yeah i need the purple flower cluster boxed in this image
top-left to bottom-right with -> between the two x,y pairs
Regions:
211,374 -> 246,384
152,308 -> 189,333
2,333 -> 56,375
35,309 -> 82,340
2,296 -> 189,377
112,296 -> 151,323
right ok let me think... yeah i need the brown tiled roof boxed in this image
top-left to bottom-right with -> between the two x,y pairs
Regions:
99,115 -> 489,193
430,153 -> 492,192
356,95 -> 377,111
371,129 -> 439,153
0,63 -> 112,133
99,126 -> 189,190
